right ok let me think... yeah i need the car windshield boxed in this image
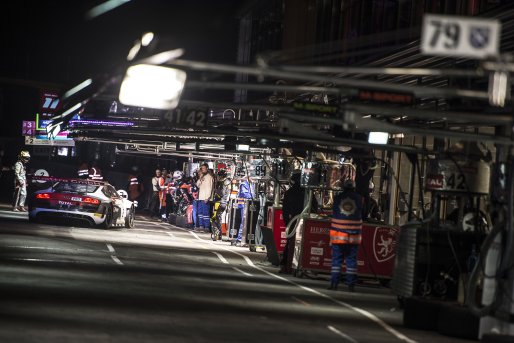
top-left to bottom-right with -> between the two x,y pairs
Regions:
52,182 -> 99,194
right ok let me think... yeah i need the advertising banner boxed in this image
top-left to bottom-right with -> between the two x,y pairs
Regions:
267,207 -> 287,253
300,218 -> 400,278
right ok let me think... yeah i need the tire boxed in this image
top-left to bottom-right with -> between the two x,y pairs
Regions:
403,296 -> 440,331
437,302 -> 479,340
100,206 -> 113,229
125,205 -> 135,228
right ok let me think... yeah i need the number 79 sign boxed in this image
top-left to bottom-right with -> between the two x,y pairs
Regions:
421,14 -> 501,59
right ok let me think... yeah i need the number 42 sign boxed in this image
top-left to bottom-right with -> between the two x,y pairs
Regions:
421,14 -> 501,59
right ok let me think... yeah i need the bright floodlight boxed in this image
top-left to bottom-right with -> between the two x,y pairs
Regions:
236,144 -> 250,151
141,32 -> 154,47
119,64 -> 186,110
368,132 -> 389,144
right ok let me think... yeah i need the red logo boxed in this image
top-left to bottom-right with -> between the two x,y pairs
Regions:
426,175 -> 443,189
373,226 -> 399,263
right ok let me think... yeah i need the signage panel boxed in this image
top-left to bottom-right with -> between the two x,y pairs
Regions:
421,14 -> 500,59
25,136 -> 75,146
22,121 -> 36,136
292,101 -> 338,114
299,218 -> 399,278
268,207 -> 287,253
162,108 -> 208,128
39,90 -> 61,117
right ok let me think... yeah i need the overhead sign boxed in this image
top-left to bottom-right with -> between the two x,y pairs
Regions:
25,136 -> 75,147
22,121 -> 36,136
162,108 -> 207,128
293,102 -> 338,114
421,14 -> 501,59
40,90 -> 61,117
358,90 -> 413,105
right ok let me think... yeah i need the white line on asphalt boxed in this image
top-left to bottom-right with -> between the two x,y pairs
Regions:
232,267 -> 252,277
291,296 -> 311,307
111,255 -> 123,265
186,231 -> 209,249
212,251 -> 229,264
327,325 -> 359,343
180,227 -> 418,343
151,223 -> 208,249
135,220 -> 162,226
106,244 -> 124,265
131,228 -> 174,234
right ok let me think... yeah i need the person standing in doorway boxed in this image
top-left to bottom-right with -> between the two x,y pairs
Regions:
195,163 -> 214,232
13,150 -> 30,212
328,179 -> 364,292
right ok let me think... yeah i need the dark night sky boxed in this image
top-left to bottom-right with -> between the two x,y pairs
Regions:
0,0 -> 243,142
0,0 -> 241,86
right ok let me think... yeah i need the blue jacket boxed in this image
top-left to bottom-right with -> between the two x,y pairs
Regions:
237,180 -> 254,208
331,190 -> 363,244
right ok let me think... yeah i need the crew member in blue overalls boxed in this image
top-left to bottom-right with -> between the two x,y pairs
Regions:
232,177 -> 254,247
328,179 -> 364,292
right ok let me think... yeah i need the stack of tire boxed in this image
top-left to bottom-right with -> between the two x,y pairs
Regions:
403,297 -> 479,340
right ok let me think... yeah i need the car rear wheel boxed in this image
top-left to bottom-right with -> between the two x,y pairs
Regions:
125,205 -> 135,228
100,206 -> 113,229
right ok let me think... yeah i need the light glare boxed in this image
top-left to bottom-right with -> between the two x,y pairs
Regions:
368,132 -> 389,145
141,32 -> 154,47
236,144 -> 250,151
119,64 -> 186,110
63,79 -> 92,99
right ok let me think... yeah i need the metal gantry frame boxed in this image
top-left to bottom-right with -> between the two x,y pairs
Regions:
44,39 -> 514,338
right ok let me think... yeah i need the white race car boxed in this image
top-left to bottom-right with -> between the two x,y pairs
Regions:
28,177 -> 136,228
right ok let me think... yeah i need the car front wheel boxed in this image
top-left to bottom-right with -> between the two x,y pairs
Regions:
125,205 -> 135,228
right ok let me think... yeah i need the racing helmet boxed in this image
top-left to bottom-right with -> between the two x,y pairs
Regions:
117,189 -> 128,199
343,179 -> 356,190
19,150 -> 30,162
172,170 -> 183,180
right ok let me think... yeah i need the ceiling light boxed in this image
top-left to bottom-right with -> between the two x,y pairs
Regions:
119,64 -> 186,110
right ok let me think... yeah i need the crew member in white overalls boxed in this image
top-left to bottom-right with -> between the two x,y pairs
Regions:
13,150 -> 30,212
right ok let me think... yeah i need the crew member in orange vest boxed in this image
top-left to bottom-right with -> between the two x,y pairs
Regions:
328,179 -> 364,292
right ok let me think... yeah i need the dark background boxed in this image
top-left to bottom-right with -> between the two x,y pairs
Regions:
0,0 -> 240,84
0,0 -> 243,202
0,0 -> 241,142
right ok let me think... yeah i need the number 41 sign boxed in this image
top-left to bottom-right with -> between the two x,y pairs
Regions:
421,14 -> 501,59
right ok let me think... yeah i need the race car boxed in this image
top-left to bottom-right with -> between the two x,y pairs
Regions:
28,176 -> 136,228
